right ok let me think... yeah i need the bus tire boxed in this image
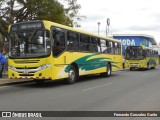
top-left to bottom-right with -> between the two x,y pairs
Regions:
100,63 -> 112,77
152,63 -> 156,69
66,66 -> 77,84
107,63 -> 112,77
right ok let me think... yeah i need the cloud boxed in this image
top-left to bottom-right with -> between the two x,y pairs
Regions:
84,14 -> 105,22
126,24 -> 160,32
77,0 -> 160,43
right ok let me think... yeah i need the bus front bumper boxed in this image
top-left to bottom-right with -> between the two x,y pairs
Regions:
8,64 -> 52,80
126,63 -> 147,69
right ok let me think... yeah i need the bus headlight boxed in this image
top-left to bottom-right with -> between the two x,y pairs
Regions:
38,64 -> 51,71
8,65 -> 16,71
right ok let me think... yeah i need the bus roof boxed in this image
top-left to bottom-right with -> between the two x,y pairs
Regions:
43,20 -> 121,43
126,45 -> 158,51
10,20 -> 121,43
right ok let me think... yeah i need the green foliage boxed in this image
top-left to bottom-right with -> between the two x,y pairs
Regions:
15,0 -> 70,25
0,0 -> 82,41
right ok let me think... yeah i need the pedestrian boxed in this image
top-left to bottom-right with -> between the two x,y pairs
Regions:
0,50 -> 6,78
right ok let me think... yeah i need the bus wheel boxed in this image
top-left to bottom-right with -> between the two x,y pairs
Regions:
100,63 -> 112,77
67,66 -> 77,84
107,64 -> 112,77
152,63 -> 156,69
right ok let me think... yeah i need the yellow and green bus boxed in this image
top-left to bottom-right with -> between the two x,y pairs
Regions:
125,46 -> 159,70
8,20 -> 122,84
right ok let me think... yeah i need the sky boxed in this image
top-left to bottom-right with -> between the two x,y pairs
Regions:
75,0 -> 160,44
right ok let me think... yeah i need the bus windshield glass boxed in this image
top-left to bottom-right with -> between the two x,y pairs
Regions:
9,30 -> 50,58
125,46 -> 144,60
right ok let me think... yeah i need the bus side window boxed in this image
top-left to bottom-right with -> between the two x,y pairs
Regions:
148,50 -> 151,57
116,42 -> 121,55
90,37 -> 100,52
143,50 -> 146,58
101,39 -> 107,53
110,41 -> 114,54
67,31 -> 78,51
97,39 -> 101,52
112,42 -> 116,54
114,42 -> 119,54
117,43 -> 121,54
80,34 -> 90,52
105,41 -> 112,54
52,29 -> 65,57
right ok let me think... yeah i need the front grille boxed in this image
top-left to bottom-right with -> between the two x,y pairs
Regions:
12,66 -> 40,74
14,59 -> 40,64
15,67 -> 38,69
15,67 -> 39,74
19,74 -> 34,76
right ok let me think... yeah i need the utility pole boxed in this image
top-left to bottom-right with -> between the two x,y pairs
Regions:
98,22 -> 100,35
106,18 -> 110,37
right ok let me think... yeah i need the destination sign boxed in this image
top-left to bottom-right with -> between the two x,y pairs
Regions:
10,21 -> 44,32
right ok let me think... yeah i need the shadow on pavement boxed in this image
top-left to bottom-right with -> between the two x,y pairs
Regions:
15,74 -> 118,88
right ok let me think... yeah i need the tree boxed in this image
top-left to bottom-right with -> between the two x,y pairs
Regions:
0,0 -> 82,41
0,33 -> 3,45
14,0 -> 70,25
61,0 -> 86,26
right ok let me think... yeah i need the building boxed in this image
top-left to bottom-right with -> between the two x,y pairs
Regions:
113,34 -> 157,55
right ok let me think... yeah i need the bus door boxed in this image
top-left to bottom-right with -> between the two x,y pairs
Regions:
52,27 -> 66,57
51,27 -> 67,79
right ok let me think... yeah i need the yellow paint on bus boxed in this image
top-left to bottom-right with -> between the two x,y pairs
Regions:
8,20 -> 122,84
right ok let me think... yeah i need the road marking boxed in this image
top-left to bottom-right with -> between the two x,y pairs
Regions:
82,83 -> 112,91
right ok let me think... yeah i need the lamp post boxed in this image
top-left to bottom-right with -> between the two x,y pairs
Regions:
98,22 -> 100,35
106,18 -> 110,37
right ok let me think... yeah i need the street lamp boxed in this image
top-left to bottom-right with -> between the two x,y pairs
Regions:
98,22 -> 100,35
106,18 -> 110,37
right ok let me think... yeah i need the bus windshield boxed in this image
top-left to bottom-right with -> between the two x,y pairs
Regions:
125,46 -> 144,60
9,30 -> 51,58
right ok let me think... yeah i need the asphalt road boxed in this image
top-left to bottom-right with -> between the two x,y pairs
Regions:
0,68 -> 160,119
